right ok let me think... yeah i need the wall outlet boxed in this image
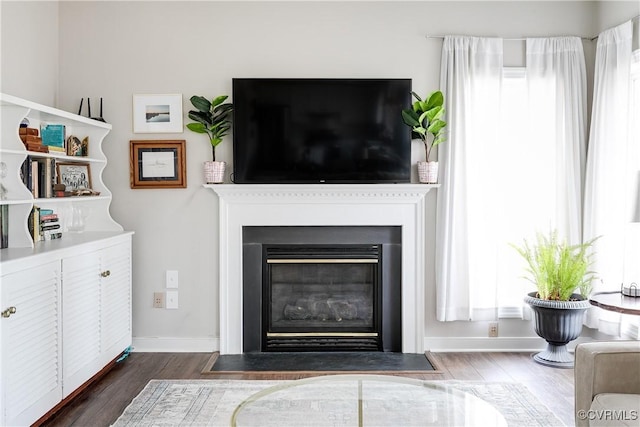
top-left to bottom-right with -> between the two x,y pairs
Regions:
488,322 -> 499,337
166,290 -> 179,309
166,270 -> 179,289
153,292 -> 165,308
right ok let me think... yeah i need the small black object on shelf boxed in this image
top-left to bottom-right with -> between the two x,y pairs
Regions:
77,98 -> 106,123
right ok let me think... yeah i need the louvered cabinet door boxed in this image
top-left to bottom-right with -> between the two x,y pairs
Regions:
61,251 -> 101,398
100,240 -> 132,365
1,261 -> 62,427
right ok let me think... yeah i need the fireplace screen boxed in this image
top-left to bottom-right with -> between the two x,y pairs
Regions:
264,245 -> 381,351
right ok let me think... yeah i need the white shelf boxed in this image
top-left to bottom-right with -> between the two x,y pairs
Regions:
0,93 -> 123,251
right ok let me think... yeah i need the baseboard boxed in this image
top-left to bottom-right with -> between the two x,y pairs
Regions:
131,336 -> 550,353
425,336 -> 547,352
132,337 -> 219,353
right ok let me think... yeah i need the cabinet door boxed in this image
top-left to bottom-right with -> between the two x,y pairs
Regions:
1,261 -> 62,427
100,240 -> 132,364
61,251 -> 101,397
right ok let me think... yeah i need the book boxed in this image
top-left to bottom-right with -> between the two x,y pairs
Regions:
29,206 -> 42,242
31,160 -> 39,197
20,135 -> 42,144
43,230 -> 62,240
25,143 -> 49,153
19,127 -> 39,136
41,221 -> 61,231
39,209 -> 54,215
40,213 -> 58,222
0,204 -> 8,249
40,124 -> 66,150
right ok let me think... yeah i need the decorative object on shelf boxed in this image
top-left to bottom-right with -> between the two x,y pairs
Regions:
132,94 -> 183,133
67,205 -> 87,233
129,140 -> 186,189
512,230 -> 599,368
186,94 -> 233,184
56,162 -> 92,191
401,90 -> 447,184
66,135 -> 83,156
77,98 -> 106,123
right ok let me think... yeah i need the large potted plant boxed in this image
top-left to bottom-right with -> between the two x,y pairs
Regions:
401,90 -> 447,183
186,95 -> 233,183
512,230 -> 598,368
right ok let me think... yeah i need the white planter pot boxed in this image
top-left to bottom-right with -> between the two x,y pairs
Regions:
417,161 -> 438,184
204,161 -> 226,184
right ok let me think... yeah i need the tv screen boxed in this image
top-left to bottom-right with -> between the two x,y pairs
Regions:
232,78 -> 412,184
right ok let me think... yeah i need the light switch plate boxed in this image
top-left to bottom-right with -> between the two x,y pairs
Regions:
166,290 -> 179,309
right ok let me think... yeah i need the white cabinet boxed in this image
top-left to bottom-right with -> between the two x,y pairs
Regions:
62,239 -> 132,397
0,235 -> 132,426
0,94 -> 132,426
0,261 -> 62,427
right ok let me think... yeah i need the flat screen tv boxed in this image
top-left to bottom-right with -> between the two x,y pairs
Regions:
232,78 -> 412,184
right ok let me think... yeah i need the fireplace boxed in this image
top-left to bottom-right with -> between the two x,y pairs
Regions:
265,245 -> 381,351
243,227 -> 402,352
207,184 -> 436,354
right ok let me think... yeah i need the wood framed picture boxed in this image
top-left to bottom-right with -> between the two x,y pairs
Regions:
56,162 -> 92,191
130,140 -> 187,189
132,94 -> 183,133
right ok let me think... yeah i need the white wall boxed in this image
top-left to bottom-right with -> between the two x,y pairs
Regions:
1,1 -> 59,106
3,1 -> 638,352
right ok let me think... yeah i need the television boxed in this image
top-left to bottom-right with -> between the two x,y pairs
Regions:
232,78 -> 412,184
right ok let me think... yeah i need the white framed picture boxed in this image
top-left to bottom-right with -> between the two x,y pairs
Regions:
132,94 -> 183,133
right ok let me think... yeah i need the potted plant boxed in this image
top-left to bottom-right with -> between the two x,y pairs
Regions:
401,90 -> 447,183
512,230 -> 598,368
186,95 -> 233,183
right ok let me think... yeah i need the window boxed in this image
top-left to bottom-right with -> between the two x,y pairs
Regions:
478,68 -> 562,317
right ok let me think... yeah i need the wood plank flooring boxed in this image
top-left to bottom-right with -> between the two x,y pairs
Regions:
42,352 -> 575,427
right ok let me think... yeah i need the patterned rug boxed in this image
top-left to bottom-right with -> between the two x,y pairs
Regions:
111,379 -> 565,426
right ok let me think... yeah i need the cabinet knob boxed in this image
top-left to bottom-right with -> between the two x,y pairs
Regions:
1,306 -> 17,318
101,270 -> 111,278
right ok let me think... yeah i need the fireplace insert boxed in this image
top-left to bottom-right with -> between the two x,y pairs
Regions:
263,245 -> 382,351
242,225 -> 402,353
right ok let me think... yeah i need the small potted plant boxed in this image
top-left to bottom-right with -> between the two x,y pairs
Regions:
401,90 -> 447,183
186,95 -> 233,183
512,230 -> 598,368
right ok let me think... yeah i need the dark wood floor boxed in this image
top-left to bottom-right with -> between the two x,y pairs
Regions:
42,352 -> 575,427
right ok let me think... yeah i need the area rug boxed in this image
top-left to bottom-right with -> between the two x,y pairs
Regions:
111,379 -> 565,426
201,351 -> 441,375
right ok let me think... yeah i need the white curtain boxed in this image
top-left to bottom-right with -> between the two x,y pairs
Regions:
436,36 -> 503,321
526,37 -> 588,245
583,21 -> 636,335
436,36 -> 588,322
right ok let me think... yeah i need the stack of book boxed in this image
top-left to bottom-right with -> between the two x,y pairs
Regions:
19,127 -> 48,153
20,157 -> 55,199
29,207 -> 62,242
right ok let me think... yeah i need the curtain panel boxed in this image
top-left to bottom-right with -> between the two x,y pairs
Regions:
526,37 -> 588,245
583,21 -> 636,335
436,36 -> 503,321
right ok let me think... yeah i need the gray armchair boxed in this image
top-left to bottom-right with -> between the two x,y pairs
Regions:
575,341 -> 640,426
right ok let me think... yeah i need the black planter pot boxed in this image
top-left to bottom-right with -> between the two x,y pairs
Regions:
524,291 -> 591,369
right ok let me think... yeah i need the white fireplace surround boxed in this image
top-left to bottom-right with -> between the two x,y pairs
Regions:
206,183 -> 437,354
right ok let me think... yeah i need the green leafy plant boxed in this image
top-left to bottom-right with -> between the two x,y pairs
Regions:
186,95 -> 233,161
401,90 -> 447,162
512,230 -> 599,301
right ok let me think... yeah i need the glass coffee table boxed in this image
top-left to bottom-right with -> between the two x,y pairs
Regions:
231,374 -> 507,426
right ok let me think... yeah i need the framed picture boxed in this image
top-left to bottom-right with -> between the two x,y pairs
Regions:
132,94 -> 183,133
130,140 -> 186,189
56,162 -> 92,191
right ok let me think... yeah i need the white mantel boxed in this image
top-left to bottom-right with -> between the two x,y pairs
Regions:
206,183 -> 437,354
